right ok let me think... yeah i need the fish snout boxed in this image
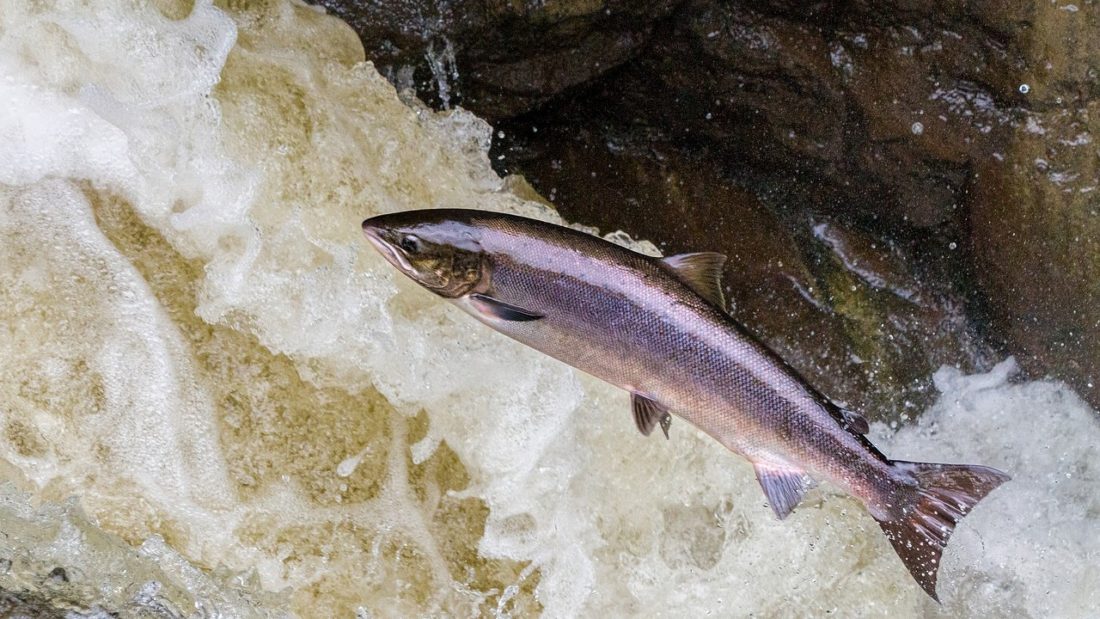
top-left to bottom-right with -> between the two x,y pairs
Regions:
361,218 -> 398,263
361,218 -> 393,252
361,218 -> 383,241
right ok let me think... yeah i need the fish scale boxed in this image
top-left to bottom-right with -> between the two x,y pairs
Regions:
482,224 -> 875,486
362,208 -> 1009,601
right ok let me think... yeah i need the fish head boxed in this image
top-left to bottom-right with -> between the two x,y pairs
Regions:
362,210 -> 487,298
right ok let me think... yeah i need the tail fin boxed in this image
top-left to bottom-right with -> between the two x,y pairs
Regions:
875,461 -> 1010,602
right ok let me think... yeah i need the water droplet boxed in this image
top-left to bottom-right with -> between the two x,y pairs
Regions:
1019,83 -> 1030,94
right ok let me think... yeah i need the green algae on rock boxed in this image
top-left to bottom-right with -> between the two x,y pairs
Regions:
480,0 -> 1100,412
492,128 -> 986,421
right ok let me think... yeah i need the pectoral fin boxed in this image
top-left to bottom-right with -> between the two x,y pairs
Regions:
469,294 -> 543,322
754,461 -> 812,519
631,393 -> 672,439
659,252 -> 728,310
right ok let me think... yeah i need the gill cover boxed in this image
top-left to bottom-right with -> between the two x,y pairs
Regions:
362,218 -> 487,298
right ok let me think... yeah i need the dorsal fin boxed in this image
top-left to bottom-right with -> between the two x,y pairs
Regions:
631,393 -> 672,439
659,252 -> 728,309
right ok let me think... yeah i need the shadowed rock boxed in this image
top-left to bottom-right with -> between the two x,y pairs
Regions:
311,0 -> 679,116
318,0 -> 1100,411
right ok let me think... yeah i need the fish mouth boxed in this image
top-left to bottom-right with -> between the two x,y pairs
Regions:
362,220 -> 414,272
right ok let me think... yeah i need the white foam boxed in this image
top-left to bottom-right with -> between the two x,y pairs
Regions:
879,359 -> 1100,616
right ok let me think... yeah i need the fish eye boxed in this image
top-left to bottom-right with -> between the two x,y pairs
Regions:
399,234 -> 423,254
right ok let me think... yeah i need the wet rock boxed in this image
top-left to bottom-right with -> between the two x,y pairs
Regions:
969,4 -> 1100,405
310,0 -> 679,117
492,0 -> 1100,409
495,124 -> 986,419
594,0 -> 1031,230
0,588 -> 67,618
320,0 -> 1100,409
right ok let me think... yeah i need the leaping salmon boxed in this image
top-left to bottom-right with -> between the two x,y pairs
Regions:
361,208 -> 1009,601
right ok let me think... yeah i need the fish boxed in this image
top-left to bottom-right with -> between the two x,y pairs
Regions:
361,208 -> 1009,601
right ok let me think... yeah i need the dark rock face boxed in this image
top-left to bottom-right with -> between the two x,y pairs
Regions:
318,0 -> 1100,413
312,0 -> 679,116
493,113 -> 988,419
967,5 -> 1100,404
604,0 -> 1031,229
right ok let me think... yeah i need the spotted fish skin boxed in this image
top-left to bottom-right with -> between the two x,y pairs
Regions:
362,208 -> 1009,601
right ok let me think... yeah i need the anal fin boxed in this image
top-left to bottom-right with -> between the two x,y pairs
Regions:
631,393 -> 672,439
754,462 -> 812,520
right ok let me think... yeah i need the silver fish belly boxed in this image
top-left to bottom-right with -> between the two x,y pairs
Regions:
362,208 -> 1009,601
